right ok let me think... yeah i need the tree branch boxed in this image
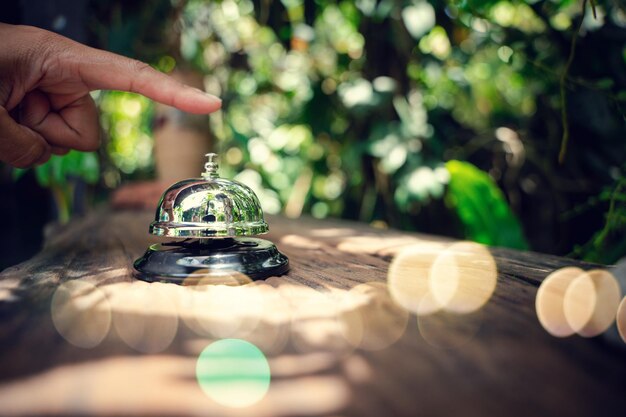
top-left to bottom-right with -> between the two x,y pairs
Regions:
558,0 -> 589,164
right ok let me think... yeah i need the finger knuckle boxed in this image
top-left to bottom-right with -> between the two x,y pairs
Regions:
0,107 -> 8,120
127,60 -> 154,93
131,60 -> 152,75
26,28 -> 68,69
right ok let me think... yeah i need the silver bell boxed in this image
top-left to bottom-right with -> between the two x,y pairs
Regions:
150,153 -> 269,238
134,153 -> 289,283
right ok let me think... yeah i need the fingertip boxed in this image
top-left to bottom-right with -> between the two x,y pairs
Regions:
34,145 -> 52,166
31,140 -> 51,167
72,139 -> 100,152
192,88 -> 222,104
194,89 -> 222,113
174,87 -> 222,115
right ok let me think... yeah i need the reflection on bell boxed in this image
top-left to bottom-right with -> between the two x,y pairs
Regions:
134,153 -> 289,282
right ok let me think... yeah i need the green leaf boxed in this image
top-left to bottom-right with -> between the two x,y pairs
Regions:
63,150 -> 83,176
51,156 -> 64,184
27,151 -> 100,187
445,160 -> 528,249
80,153 -> 100,184
12,168 -> 29,181
402,3 -> 435,40
34,163 -> 51,187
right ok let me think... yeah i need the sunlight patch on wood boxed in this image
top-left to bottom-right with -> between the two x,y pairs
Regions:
338,282 -> 409,351
337,236 -> 440,257
108,282 -> 179,353
280,234 -> 323,250
269,352 -> 338,377
310,227 -> 358,238
417,311 -> 483,350
290,291 -> 355,356
50,280 -> 111,349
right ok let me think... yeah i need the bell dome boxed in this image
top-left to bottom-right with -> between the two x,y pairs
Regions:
149,154 -> 269,238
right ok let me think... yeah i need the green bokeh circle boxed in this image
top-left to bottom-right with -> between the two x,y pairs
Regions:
195,339 -> 271,408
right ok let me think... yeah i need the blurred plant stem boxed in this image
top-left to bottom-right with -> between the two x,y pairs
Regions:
558,0 -> 588,164
12,151 -> 99,224
570,177 -> 626,264
50,183 -> 74,224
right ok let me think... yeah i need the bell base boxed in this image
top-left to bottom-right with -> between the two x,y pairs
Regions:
133,237 -> 289,283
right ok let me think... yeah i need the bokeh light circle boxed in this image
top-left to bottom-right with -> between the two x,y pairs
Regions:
535,267 -> 583,337
50,280 -> 111,348
178,271 -> 252,336
196,339 -> 270,408
110,281 -> 179,353
388,243 -> 449,315
239,282 -> 290,355
338,282 -> 409,351
192,283 -> 263,339
563,269 -> 621,338
290,290 -> 354,355
417,311 -> 483,350
429,241 -> 497,313
182,269 -> 253,287
617,297 -> 626,345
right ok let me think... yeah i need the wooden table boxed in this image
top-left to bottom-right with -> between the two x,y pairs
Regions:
0,209 -> 624,416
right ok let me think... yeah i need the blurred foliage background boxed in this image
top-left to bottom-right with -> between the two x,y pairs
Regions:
23,0 -> 626,263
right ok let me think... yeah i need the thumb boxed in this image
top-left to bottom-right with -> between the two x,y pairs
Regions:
0,106 -> 51,168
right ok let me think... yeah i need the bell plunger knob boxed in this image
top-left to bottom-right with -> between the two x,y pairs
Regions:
202,153 -> 220,179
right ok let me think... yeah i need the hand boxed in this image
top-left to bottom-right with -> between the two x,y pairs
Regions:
0,23 -> 222,168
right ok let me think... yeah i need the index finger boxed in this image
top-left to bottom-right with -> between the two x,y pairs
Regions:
70,44 -> 222,114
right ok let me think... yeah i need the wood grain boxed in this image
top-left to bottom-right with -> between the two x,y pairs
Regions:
0,209 -> 624,417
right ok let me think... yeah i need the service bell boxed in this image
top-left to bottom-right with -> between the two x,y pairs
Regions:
134,153 -> 289,282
